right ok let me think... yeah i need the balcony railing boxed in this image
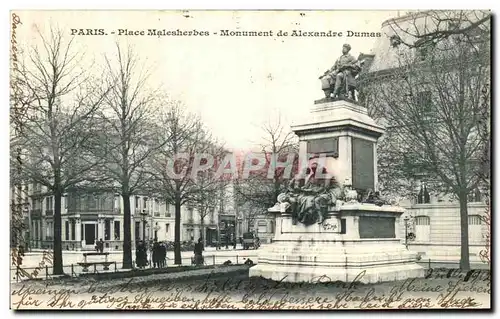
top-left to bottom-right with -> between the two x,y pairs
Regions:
165,213 -> 172,217
45,210 -> 53,216
67,208 -> 114,213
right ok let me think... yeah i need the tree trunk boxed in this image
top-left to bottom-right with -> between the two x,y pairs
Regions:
174,195 -> 182,264
52,189 -> 64,275
459,190 -> 470,271
200,218 -> 205,246
122,194 -> 133,269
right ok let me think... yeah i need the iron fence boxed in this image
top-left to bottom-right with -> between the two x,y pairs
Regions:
10,253 -> 257,283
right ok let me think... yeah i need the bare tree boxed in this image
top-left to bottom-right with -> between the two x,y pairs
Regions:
188,171 -> 226,247
13,26 -> 110,274
385,10 -> 490,49
100,43 -> 165,269
362,19 -> 490,270
150,105 -> 222,264
234,113 -> 298,220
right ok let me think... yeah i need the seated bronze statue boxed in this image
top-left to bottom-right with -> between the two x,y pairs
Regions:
319,43 -> 363,101
278,163 -> 339,226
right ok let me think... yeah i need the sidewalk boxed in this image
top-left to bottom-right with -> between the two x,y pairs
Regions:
25,243 -> 254,255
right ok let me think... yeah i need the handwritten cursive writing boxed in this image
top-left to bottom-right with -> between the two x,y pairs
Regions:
479,201 -> 490,264
10,269 -> 490,310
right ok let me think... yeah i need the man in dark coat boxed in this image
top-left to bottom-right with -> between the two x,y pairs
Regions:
152,240 -> 160,268
193,238 -> 204,265
159,243 -> 167,268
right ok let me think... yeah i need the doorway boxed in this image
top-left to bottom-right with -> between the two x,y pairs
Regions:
84,224 -> 96,245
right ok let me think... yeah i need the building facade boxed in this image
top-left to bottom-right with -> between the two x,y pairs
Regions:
25,181 -> 240,251
28,183 -> 176,251
180,182 -> 238,247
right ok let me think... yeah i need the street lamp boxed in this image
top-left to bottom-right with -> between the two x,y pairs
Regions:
153,224 -> 160,241
22,202 -> 32,252
140,209 -> 148,241
404,215 -> 410,249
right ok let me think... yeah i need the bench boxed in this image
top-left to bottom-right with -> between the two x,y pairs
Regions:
78,252 -> 111,272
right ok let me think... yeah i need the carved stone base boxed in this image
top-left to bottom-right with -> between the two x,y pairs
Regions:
249,237 -> 424,284
249,205 -> 425,284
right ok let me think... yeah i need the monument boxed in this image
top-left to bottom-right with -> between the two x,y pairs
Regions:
249,44 -> 425,284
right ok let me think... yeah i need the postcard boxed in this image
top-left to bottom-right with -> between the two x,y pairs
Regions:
10,9 -> 491,310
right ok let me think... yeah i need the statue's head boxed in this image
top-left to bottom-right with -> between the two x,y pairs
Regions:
342,43 -> 351,54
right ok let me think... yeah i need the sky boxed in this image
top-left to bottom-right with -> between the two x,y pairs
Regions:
14,10 -> 400,151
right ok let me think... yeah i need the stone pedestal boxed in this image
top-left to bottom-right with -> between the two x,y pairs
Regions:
249,204 -> 425,284
249,100 -> 425,284
292,100 -> 384,191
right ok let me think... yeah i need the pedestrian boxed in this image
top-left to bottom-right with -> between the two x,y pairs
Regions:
135,241 -> 141,268
136,241 -> 147,269
159,242 -> 167,268
98,238 -> 104,253
225,234 -> 229,250
193,238 -> 204,266
152,240 -> 159,268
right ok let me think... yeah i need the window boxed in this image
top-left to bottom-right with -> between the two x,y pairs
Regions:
114,221 -> 120,240
414,216 -> 431,242
46,196 -> 53,211
33,198 -> 42,210
417,184 -> 431,204
468,189 -> 482,203
415,38 -> 435,61
100,193 -> 113,210
414,91 -> 432,114
143,197 -> 148,210
468,215 -> 482,225
46,222 -> 52,239
65,221 -> 69,240
188,208 -> 194,221
468,215 -> 483,243
165,223 -> 170,234
135,196 -> 139,209
257,220 -> 267,234
104,219 -> 111,240
71,221 -> 75,240
135,221 -> 140,240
